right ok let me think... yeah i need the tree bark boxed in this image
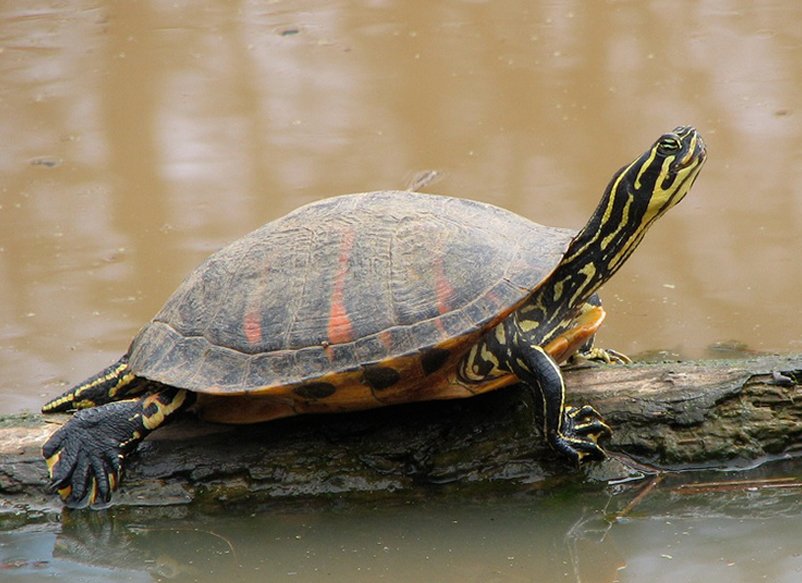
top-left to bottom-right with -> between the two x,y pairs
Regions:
2,355 -> 801,511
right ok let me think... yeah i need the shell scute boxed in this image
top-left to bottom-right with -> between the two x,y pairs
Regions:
324,343 -> 360,370
195,346 -> 248,391
287,345 -> 333,382
353,327 -> 417,363
433,309 -> 476,339
161,254 -> 234,340
245,351 -> 294,391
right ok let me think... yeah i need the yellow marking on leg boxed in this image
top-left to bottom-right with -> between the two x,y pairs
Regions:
142,390 -> 190,431
75,362 -> 133,400
45,451 -> 61,476
119,430 -> 142,450
552,280 -> 564,303
515,357 -> 531,373
518,317 -> 542,332
536,345 -> 566,435
43,360 -> 135,412
58,485 -> 72,500
581,347 -> 632,364
479,344 -> 500,369
494,324 -> 506,345
108,373 -> 136,398
42,395 -> 76,412
460,340 -> 504,382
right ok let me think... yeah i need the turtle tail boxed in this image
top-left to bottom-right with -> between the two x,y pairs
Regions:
42,355 -> 147,413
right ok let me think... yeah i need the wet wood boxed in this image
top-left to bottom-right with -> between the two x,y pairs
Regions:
2,355 -> 801,510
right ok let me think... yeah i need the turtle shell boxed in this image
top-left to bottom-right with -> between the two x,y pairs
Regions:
127,191 -> 575,417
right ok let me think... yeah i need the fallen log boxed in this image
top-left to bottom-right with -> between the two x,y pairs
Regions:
2,355 -> 802,511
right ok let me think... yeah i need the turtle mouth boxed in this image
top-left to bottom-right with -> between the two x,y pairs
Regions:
674,126 -> 707,170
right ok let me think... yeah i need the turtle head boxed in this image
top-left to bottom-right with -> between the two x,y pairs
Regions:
558,127 -> 706,298
581,126 -> 707,258
619,125 -> 707,224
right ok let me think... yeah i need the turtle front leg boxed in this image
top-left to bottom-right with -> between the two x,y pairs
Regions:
42,387 -> 193,508
506,342 -> 611,464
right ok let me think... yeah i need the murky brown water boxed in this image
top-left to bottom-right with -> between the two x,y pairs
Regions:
3,0 -> 802,415
2,1 -> 802,581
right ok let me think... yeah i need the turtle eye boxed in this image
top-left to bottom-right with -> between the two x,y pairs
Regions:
658,136 -> 681,154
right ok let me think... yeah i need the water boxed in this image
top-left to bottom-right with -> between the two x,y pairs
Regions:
3,0 -> 802,415
2,1 -> 802,581
3,475 -> 802,582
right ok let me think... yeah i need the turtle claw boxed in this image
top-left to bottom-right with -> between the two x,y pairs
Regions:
43,405 -> 129,509
549,404 -> 611,464
566,404 -> 613,440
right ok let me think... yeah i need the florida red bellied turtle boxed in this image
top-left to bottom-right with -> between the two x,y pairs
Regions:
42,126 -> 706,508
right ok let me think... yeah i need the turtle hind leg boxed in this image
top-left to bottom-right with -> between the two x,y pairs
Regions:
43,387 -> 194,508
42,355 -> 147,413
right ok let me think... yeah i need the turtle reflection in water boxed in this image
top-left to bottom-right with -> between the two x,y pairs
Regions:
42,127 -> 707,508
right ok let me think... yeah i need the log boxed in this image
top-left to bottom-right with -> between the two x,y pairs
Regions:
2,355 -> 802,512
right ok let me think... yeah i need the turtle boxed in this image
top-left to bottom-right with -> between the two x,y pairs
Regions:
42,126 -> 706,508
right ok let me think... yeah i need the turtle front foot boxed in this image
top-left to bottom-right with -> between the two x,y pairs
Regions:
549,404 -> 612,464
43,400 -> 143,509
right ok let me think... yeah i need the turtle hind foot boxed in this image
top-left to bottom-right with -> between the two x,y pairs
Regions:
42,388 -> 193,508
42,356 -> 144,414
43,401 -> 138,508
549,404 -> 612,465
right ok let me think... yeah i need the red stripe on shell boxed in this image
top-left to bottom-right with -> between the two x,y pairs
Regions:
242,261 -> 271,345
243,311 -> 262,345
432,255 -> 455,316
328,227 -> 356,345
